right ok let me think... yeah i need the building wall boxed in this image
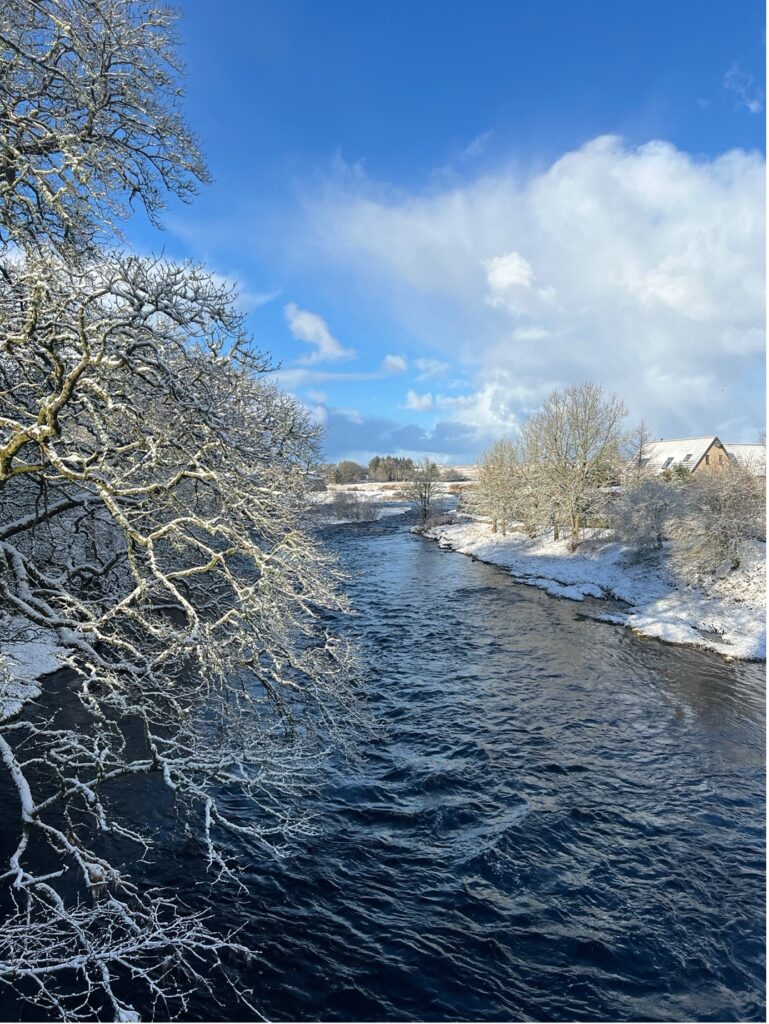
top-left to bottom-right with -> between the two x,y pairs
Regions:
692,439 -> 730,474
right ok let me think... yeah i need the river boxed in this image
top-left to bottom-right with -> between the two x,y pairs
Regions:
198,512 -> 765,1021
4,512 -> 766,1021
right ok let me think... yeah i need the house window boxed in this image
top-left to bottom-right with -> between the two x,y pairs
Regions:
705,454 -> 710,465
662,457 -> 673,469
683,454 -> 692,462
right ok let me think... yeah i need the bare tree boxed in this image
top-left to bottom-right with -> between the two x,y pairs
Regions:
521,383 -> 628,547
474,438 -> 520,535
406,458 -> 441,524
331,489 -> 376,521
0,2 -> 356,1019
332,460 -> 367,484
625,419 -> 653,477
0,251 -> 357,1018
0,0 -> 208,253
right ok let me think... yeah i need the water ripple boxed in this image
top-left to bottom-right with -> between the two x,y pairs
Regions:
200,516 -> 763,1021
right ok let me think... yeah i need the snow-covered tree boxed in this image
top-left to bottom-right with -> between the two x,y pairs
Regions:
0,0 -> 207,253
668,462 -> 766,580
406,458 -> 441,523
0,251 -> 357,1021
0,2 -> 356,1019
520,383 -> 627,546
474,437 -> 521,535
611,476 -> 680,560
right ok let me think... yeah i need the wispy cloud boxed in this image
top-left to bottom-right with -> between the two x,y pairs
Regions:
270,367 -> 383,389
207,272 -> 280,312
284,302 -> 355,364
457,129 -> 494,163
382,353 -> 407,373
415,357 -> 450,380
433,130 -> 495,181
724,62 -> 764,114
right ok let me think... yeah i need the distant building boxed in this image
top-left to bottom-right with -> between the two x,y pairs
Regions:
641,436 -> 731,475
723,443 -> 767,478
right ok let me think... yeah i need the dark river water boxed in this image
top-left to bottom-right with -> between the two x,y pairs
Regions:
3,512 -> 765,1022
198,513 -> 765,1022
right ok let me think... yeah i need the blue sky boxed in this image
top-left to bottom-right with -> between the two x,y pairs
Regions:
128,0 -> 765,463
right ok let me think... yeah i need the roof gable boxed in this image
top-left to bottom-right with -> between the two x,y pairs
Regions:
642,437 -> 720,472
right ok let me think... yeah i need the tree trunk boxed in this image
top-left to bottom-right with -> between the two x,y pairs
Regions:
570,512 -> 580,550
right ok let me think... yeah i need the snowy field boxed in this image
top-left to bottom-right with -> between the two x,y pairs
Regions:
309,485 -> 413,525
424,519 -> 766,661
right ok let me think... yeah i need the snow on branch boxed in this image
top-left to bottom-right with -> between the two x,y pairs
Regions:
0,0 -> 208,251
0,250 -> 358,1018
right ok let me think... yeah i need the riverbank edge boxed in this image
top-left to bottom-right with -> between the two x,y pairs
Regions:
419,519 -> 766,662
1,621 -> 63,722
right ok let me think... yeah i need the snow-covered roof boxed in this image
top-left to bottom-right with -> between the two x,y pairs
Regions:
724,443 -> 767,475
642,437 -> 720,473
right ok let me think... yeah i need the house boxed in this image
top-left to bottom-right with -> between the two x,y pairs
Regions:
723,443 -> 767,478
641,436 -> 731,476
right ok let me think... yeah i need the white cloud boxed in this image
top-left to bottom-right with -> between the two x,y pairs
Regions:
284,302 -> 355,364
404,389 -> 433,411
238,287 -> 281,310
306,389 -> 328,403
433,376 -> 543,431
724,62 -> 764,114
304,135 -> 765,438
485,250 -> 534,290
415,357 -> 450,380
336,407 -> 364,424
484,250 -> 556,312
402,376 -> 544,437
382,353 -> 407,373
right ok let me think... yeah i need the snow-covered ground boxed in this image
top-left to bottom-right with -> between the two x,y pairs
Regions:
308,484 -> 408,505
1,624 -> 64,722
309,486 -> 412,525
318,504 -> 411,526
423,519 -> 766,661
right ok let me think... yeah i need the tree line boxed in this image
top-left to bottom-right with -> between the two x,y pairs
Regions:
327,456 -> 467,485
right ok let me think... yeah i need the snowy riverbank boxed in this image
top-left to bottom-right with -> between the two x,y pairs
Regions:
1,623 -> 63,722
423,519 -> 766,661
